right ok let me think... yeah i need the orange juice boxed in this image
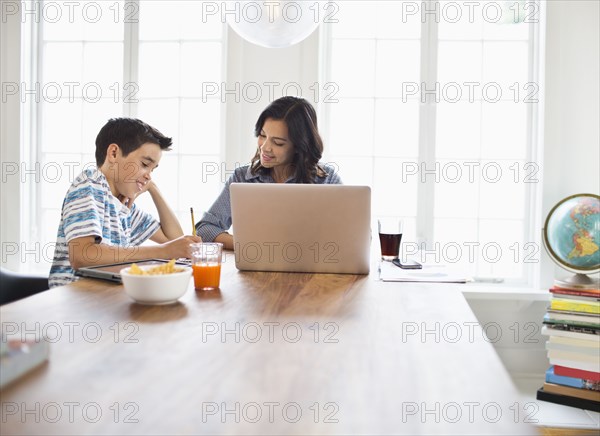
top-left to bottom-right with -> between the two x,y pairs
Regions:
193,263 -> 221,290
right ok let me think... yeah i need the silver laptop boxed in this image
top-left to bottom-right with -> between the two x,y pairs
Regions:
230,183 -> 371,274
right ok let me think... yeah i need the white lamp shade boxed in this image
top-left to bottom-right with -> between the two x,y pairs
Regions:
226,1 -> 322,48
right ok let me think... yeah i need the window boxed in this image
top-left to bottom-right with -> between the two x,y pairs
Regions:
22,0 -> 225,273
323,0 -> 543,285
21,0 -> 543,285
134,1 -> 224,224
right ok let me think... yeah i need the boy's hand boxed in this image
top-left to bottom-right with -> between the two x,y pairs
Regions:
118,180 -> 154,207
162,235 -> 203,259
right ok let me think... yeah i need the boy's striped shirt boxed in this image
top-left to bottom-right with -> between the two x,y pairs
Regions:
49,168 -> 159,288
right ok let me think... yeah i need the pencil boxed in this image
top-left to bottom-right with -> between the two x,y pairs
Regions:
190,207 -> 196,236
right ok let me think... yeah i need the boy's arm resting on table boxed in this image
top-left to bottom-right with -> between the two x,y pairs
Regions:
145,182 -> 184,243
116,180 -> 185,244
68,235 -> 200,270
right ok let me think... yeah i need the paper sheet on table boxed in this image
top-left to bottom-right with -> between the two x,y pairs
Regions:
379,261 -> 471,283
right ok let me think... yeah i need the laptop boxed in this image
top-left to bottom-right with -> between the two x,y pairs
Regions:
230,183 -> 371,274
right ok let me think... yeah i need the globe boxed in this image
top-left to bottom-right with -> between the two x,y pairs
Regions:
543,193 -> 600,286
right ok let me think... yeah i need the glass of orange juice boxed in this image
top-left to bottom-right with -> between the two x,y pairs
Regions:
190,242 -> 223,290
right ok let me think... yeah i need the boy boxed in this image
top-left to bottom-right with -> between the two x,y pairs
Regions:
49,118 -> 201,288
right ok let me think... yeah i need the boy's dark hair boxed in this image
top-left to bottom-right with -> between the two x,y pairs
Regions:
95,118 -> 172,166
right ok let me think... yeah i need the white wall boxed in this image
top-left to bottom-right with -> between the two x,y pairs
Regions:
224,28 -> 320,166
540,0 -> 600,289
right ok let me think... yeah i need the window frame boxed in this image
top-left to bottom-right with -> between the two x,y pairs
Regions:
21,0 -> 228,273
319,0 -> 546,287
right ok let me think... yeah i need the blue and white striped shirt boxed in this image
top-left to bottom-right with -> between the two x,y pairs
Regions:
49,168 -> 160,288
197,163 -> 342,242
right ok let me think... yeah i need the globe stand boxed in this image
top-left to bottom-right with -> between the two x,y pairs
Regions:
555,273 -> 600,289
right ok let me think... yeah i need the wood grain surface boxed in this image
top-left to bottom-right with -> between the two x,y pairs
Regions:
0,254 -> 536,435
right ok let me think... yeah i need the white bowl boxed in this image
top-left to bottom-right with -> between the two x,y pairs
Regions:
120,265 -> 192,305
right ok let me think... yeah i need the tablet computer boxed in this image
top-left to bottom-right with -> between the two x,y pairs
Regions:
75,259 -> 191,283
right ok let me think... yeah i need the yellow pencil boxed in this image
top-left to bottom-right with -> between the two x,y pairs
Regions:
190,207 -> 196,236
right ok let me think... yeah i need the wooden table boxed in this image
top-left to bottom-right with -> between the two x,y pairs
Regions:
1,255 -> 536,435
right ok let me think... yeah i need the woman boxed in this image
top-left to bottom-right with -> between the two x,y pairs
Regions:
196,96 -> 341,250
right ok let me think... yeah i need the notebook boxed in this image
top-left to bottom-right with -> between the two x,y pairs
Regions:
230,183 -> 371,274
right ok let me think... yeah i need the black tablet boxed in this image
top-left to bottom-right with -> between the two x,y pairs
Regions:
75,259 -> 190,283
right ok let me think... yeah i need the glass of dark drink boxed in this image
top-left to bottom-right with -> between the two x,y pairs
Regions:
378,218 -> 403,261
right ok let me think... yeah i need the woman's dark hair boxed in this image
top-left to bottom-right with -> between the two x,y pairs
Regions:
95,118 -> 172,166
250,97 -> 326,183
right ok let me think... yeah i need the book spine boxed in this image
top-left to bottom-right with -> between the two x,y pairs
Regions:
553,365 -> 600,382
551,286 -> 600,296
551,289 -> 600,299
549,357 -> 600,373
543,383 -> 600,402
542,324 -> 600,337
550,299 -> 600,314
545,342 -> 600,356
546,366 -> 585,389
536,388 -> 600,412
545,372 -> 599,390
544,313 -> 600,329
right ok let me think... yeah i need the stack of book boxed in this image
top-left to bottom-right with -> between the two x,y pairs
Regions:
0,335 -> 50,388
537,280 -> 600,411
